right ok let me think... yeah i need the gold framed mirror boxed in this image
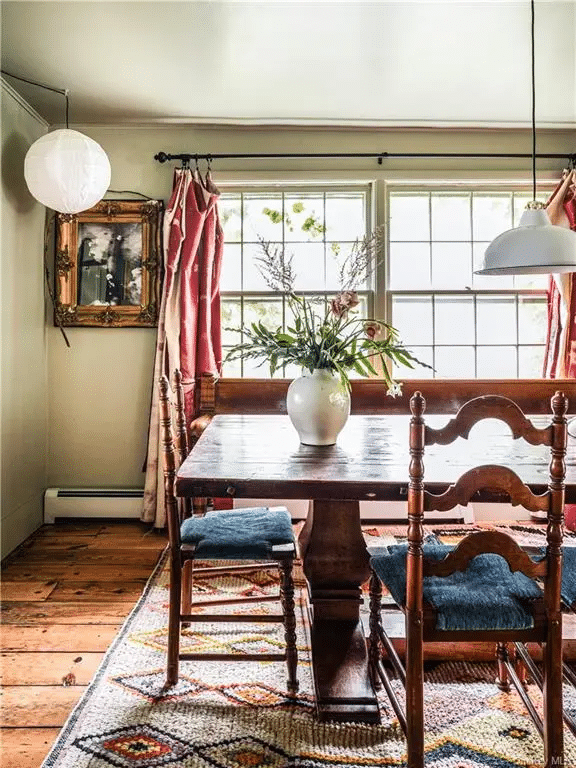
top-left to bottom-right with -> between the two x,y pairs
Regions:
54,199 -> 163,327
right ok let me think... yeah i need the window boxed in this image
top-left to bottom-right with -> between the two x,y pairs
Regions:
219,187 -> 371,376
387,189 -> 548,379
218,184 -> 549,380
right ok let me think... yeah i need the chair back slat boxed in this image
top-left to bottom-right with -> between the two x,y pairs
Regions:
159,375 -> 181,545
424,396 -> 553,447
423,465 -> 550,514
423,530 -> 547,580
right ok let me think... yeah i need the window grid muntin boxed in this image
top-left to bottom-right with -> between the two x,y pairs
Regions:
388,187 -> 547,379
390,290 -> 547,379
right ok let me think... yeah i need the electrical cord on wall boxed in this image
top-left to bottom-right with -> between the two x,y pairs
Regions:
106,190 -> 156,200
44,213 -> 70,348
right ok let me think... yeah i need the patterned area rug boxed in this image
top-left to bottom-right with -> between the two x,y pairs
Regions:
42,523 -> 576,768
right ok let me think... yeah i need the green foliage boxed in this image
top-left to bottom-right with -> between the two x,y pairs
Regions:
224,228 -> 430,391
302,216 -> 326,237
262,202 -> 326,238
224,292 -> 429,391
262,207 -> 284,225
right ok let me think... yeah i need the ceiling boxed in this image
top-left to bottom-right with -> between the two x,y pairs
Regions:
2,1 -> 576,127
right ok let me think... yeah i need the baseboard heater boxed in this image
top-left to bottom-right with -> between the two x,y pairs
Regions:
44,488 -> 144,524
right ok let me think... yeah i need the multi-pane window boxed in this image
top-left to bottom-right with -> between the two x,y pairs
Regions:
218,185 -> 549,380
219,188 -> 371,377
387,190 -> 548,379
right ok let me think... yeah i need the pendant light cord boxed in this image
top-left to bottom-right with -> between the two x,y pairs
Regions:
530,0 -> 537,201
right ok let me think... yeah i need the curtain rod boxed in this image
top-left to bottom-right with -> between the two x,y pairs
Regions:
155,150 -> 576,167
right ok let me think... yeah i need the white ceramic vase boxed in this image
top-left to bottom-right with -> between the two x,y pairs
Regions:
286,368 -> 351,446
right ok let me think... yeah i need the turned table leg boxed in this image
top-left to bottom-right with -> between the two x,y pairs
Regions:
298,499 -> 379,723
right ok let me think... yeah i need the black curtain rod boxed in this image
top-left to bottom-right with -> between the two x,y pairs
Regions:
155,150 -> 576,166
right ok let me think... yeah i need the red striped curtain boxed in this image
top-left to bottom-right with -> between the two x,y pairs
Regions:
543,169 -> 576,378
143,168 -> 223,527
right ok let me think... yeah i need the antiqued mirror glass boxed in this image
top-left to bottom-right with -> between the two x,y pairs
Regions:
54,199 -> 163,327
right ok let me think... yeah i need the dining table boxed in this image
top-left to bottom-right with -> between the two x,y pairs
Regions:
174,411 -> 576,724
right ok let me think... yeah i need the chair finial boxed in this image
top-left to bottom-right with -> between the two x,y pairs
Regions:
552,390 -> 568,418
410,390 -> 425,418
159,375 -> 170,398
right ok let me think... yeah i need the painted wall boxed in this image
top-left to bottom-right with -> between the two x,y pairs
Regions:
1,81 -> 48,557
46,124 -> 576,496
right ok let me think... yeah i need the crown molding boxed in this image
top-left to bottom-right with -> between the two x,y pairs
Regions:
1,77 -> 49,128
61,118 -> 576,133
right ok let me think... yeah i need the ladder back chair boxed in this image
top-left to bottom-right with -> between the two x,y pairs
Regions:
160,374 -> 299,693
368,391 -> 568,768
171,370 -> 288,616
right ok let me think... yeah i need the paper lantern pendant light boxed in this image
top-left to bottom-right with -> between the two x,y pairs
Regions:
24,128 -> 111,214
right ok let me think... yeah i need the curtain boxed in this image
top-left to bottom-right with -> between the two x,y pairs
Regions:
542,169 -> 576,378
142,168 -> 223,527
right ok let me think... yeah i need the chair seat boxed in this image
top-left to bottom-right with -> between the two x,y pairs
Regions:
561,546 -> 576,606
180,506 -> 295,560
371,543 -> 543,632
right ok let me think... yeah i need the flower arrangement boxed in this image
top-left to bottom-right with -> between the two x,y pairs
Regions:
224,228 -> 428,392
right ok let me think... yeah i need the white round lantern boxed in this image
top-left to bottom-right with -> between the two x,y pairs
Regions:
24,129 -> 111,213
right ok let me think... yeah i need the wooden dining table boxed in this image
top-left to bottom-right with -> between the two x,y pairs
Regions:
175,411 -> 576,724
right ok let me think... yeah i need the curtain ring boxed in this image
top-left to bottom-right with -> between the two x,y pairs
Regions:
206,154 -> 213,171
194,154 -> 200,173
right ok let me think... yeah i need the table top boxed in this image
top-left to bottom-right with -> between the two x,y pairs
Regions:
175,413 -> 576,502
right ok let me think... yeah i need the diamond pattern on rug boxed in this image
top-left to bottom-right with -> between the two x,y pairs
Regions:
218,681 -> 314,709
195,735 -> 291,768
129,627 -> 229,654
73,724 -> 191,767
227,633 -> 285,654
110,669 -> 212,702
418,738 -> 532,768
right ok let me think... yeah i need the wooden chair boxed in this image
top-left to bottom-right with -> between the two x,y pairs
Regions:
171,370 -> 289,615
368,391 -> 568,768
159,374 -> 299,693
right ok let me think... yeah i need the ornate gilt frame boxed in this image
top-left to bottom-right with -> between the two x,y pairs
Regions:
54,199 -> 163,327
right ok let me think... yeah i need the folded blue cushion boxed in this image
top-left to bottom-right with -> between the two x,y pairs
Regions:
180,507 -> 294,560
561,546 -> 576,606
371,543 -> 543,632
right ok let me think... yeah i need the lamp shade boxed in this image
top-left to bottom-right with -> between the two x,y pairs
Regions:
476,204 -> 576,275
24,129 -> 111,214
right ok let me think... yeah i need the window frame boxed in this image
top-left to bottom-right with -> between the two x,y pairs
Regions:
214,173 -> 559,379
218,182 -> 375,377
382,182 -> 553,379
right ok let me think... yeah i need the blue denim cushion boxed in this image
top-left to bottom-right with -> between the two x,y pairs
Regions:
180,506 -> 294,560
371,543 -> 543,631
509,545 -> 576,607
561,546 -> 576,606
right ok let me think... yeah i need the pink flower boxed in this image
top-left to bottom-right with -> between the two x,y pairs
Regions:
331,290 -> 360,318
364,321 -> 381,339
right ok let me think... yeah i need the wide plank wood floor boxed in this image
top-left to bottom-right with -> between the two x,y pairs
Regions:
1,520 -> 167,768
